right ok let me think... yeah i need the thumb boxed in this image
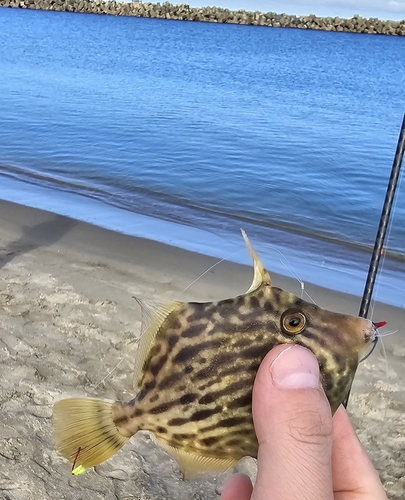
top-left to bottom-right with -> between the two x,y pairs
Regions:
251,344 -> 334,500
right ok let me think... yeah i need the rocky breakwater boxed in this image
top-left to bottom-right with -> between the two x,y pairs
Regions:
0,0 -> 404,36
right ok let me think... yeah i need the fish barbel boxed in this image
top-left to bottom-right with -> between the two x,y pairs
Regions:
53,230 -> 377,478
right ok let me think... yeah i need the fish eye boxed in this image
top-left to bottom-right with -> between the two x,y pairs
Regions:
281,310 -> 306,335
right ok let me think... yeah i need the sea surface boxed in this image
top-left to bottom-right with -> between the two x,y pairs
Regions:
0,7 -> 404,307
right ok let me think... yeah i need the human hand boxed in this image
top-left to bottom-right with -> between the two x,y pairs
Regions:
221,344 -> 387,500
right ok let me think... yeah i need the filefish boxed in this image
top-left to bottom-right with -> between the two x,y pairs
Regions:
53,230 -> 377,478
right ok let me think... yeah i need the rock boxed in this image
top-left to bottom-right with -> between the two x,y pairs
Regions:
0,0 -> 403,36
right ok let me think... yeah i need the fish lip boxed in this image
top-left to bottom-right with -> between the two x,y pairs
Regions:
365,321 -> 388,343
359,333 -> 379,362
365,321 -> 378,342
358,322 -> 379,363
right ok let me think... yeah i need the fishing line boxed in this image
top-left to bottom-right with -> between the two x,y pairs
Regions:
369,148 -> 404,320
377,329 -> 398,338
91,244 -> 242,388
95,112 -> 405,395
366,335 -> 391,433
378,335 -> 390,431
359,113 -> 405,318
344,112 -> 405,409
179,258 -> 228,296
257,240 -> 317,304
379,335 -> 390,387
279,258 -> 317,304
179,237 -> 315,302
178,247 -> 245,298
93,243 -> 262,388
94,245 -> 248,388
93,300 -> 165,390
93,236 -> 317,388
93,355 -> 129,389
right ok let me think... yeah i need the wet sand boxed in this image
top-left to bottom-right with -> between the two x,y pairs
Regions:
0,199 -> 404,499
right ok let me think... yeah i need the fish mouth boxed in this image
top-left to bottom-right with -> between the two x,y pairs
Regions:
360,321 -> 385,362
364,320 -> 386,342
369,320 -> 387,341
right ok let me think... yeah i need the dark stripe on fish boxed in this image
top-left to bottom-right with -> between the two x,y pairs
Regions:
186,304 -> 208,323
190,408 -> 222,422
249,296 -> 260,308
167,334 -> 180,348
239,344 -> 269,359
137,380 -> 157,402
181,323 -> 207,338
192,351 -> 234,380
167,417 -> 189,427
263,300 -> 275,313
180,393 -> 198,404
227,392 -> 252,409
172,433 -> 195,441
200,436 -> 221,446
149,400 -> 179,415
173,340 -> 221,363
217,417 -> 246,428
150,353 -> 169,377
198,379 -> 250,404
157,372 -> 184,390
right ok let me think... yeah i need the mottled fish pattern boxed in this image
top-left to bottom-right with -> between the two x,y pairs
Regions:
53,231 -> 376,478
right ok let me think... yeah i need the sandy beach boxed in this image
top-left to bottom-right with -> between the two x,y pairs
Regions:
0,199 -> 404,499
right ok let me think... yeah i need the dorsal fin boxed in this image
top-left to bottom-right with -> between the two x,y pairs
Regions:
150,434 -> 237,480
133,298 -> 183,388
241,229 -> 271,293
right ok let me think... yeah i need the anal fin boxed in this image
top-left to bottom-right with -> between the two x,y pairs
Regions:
150,433 -> 238,480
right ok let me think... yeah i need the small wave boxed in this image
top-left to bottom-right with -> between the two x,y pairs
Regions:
1,163 -> 404,265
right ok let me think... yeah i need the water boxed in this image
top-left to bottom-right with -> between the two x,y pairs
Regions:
0,8 -> 404,307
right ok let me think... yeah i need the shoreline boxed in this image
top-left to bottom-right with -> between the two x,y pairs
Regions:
0,198 -> 404,498
5,158 -> 405,264
1,174 -> 404,309
0,1 -> 404,36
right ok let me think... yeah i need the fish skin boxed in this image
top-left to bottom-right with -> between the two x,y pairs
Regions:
53,231 -> 376,476
111,284 -> 375,461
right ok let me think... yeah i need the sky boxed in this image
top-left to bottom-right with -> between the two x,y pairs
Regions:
188,1 -> 405,20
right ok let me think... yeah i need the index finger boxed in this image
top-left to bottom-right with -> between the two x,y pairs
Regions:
332,405 -> 387,500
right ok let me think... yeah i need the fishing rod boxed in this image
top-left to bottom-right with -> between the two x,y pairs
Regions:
344,112 -> 405,409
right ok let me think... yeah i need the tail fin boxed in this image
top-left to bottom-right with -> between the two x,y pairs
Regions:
53,398 -> 129,472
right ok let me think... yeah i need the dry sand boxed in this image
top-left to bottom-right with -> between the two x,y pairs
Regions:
0,199 -> 404,500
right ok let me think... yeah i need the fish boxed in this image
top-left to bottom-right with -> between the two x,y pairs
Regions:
52,230 -> 377,479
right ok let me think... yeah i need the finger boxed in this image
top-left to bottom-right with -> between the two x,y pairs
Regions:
332,405 -> 387,499
221,473 -> 253,500
251,344 -> 334,500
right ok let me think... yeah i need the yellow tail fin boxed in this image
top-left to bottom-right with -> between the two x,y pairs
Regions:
53,398 -> 129,472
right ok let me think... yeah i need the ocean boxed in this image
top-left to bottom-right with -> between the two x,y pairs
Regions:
0,7 -> 404,307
